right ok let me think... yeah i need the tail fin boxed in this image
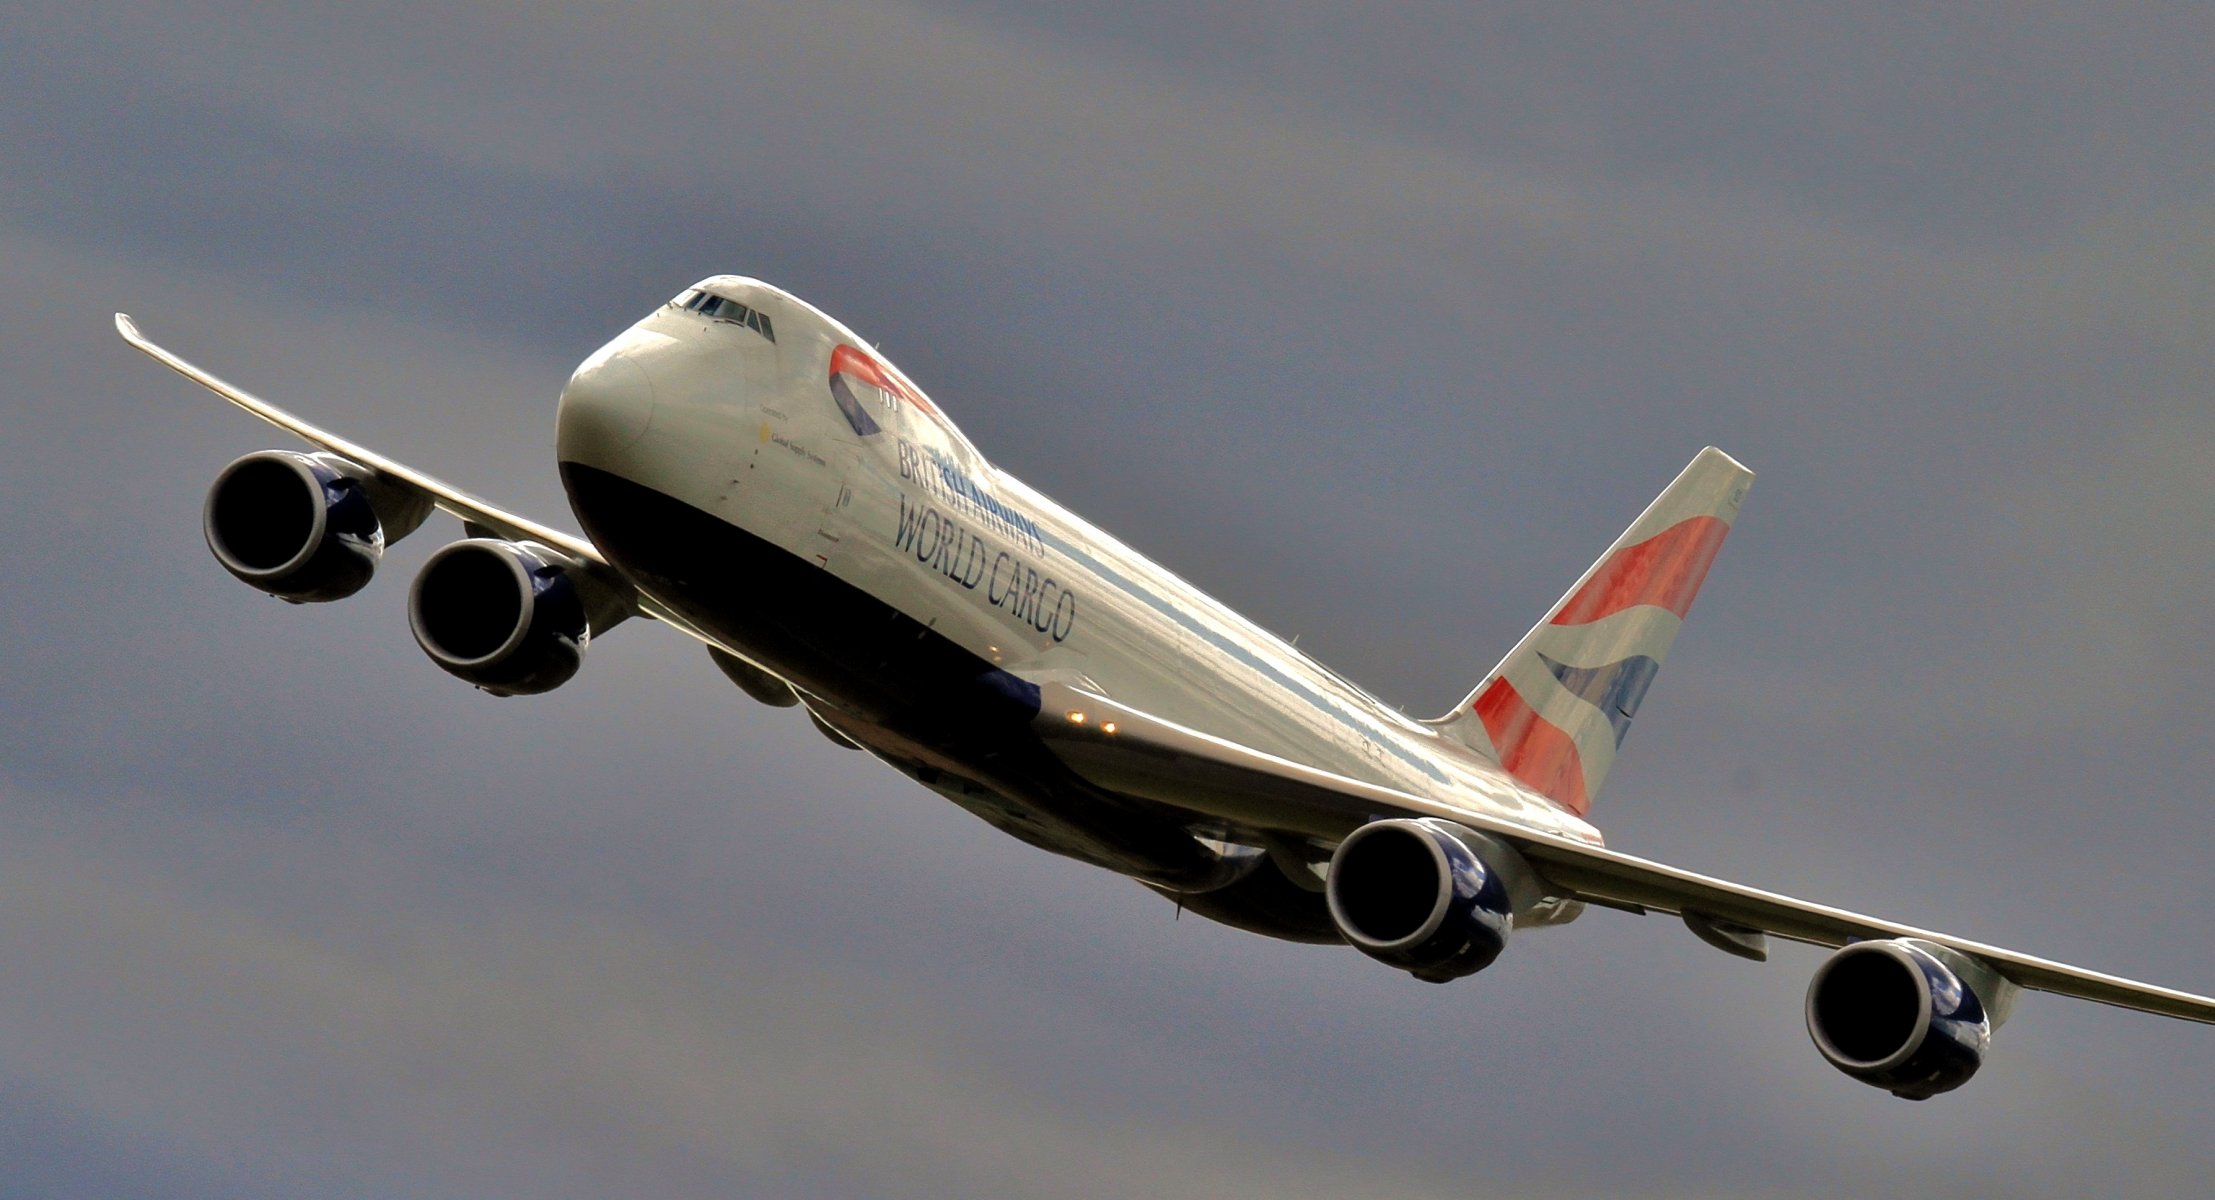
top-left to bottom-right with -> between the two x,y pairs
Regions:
1428,447 -> 1753,817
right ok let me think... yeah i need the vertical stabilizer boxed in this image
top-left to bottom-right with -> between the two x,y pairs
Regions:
1428,448 -> 1752,816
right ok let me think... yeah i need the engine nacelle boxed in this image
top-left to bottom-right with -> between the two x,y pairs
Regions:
1325,818 -> 1543,982
1150,857 -> 1340,945
203,451 -> 430,602
408,539 -> 591,696
1805,938 -> 2016,1100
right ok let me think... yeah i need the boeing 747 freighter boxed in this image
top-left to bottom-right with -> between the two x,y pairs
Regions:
120,276 -> 2214,1099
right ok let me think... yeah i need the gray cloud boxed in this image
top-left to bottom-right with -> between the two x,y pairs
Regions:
5,2 -> 2215,1195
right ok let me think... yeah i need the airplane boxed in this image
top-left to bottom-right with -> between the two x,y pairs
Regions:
119,275 -> 2215,1101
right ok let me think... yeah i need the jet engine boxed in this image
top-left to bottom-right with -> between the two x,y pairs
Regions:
1805,938 -> 2017,1100
203,451 -> 431,602
408,539 -> 592,696
1325,818 -> 1543,982
1151,848 -> 1340,945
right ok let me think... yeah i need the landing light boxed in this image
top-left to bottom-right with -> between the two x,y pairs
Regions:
1066,710 -> 1087,724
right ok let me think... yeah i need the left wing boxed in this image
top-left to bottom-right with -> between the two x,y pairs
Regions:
1031,680 -> 2215,1024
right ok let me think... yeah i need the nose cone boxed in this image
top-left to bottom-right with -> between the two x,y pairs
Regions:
557,347 -> 656,467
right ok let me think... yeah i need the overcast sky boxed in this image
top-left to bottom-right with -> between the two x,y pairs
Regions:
5,3 -> 2215,1197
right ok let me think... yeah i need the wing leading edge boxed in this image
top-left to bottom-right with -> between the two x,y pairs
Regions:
1030,680 -> 2215,1025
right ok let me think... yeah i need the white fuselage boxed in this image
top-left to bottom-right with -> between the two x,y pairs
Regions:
555,277 -> 1599,883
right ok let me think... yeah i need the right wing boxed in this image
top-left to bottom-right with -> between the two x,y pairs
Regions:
1031,680 -> 2215,1024
119,314 -> 602,561
117,313 -> 742,654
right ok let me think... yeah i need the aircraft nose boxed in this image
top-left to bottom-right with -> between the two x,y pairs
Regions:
557,346 -> 657,465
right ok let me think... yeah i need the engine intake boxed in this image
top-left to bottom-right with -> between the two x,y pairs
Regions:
1805,938 -> 2015,1100
1325,819 -> 1541,982
203,451 -> 429,602
408,539 -> 591,696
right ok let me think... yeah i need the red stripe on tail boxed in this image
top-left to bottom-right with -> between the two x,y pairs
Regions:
1472,678 -> 1591,815
1551,515 -> 1729,626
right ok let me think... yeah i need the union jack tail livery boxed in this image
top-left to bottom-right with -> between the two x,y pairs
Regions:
1429,448 -> 1753,816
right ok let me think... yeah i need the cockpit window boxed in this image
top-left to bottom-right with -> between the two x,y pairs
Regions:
672,289 -> 776,343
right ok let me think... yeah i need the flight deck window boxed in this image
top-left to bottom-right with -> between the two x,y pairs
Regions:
672,289 -> 776,344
